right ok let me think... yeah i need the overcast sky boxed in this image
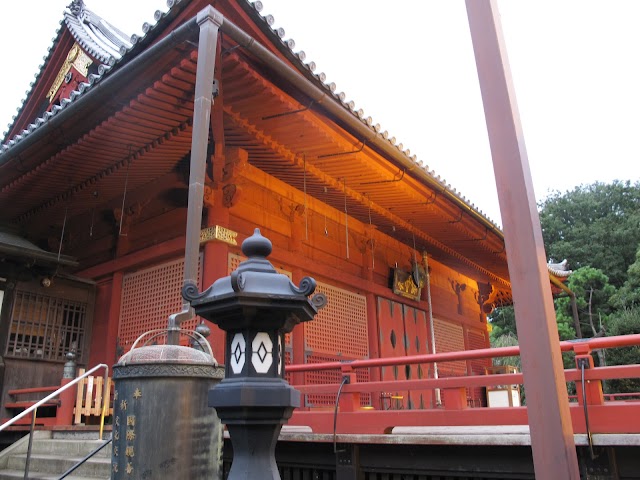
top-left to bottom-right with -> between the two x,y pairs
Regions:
1,1 -> 639,225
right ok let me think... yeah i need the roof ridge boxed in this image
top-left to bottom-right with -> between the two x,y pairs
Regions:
1,0 -> 132,143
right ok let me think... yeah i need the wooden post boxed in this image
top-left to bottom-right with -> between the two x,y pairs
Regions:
466,1 -> 580,477
57,353 -> 77,426
339,365 -> 360,413
574,344 -> 604,407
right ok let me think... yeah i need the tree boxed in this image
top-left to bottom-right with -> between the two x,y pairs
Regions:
555,266 -> 615,341
604,307 -> 640,394
488,306 -> 517,342
539,181 -> 640,288
611,244 -> 640,309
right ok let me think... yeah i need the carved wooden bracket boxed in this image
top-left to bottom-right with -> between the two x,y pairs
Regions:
113,200 -> 149,235
222,184 -> 240,208
475,281 -> 496,320
221,147 -> 248,184
450,279 -> 467,315
203,185 -> 216,209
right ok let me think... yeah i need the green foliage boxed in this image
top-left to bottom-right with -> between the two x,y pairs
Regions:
604,307 -> 640,394
488,181 -> 640,396
488,306 -> 517,341
539,180 -> 640,288
611,245 -> 640,309
555,266 -> 615,339
490,332 -> 521,370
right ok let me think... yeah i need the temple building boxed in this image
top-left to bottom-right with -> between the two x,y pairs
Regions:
0,0 -> 567,416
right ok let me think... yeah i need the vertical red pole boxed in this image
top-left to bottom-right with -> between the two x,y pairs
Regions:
291,268 -> 306,390
56,354 -> 77,426
109,272 -> 123,361
365,293 -> 381,409
56,378 -> 75,426
362,238 -> 381,408
339,365 -> 360,413
465,1 -> 580,477
203,207 -> 229,364
574,344 -> 604,407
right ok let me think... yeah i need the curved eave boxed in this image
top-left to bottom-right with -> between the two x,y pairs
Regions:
236,0 -> 504,240
0,239 -> 78,268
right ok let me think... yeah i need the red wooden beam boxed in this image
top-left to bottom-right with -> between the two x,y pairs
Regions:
287,402 -> 640,436
285,333 -> 640,373
465,1 -> 579,476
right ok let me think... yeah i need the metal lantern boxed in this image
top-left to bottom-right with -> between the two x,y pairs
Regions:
184,228 -> 326,479
111,333 -> 224,479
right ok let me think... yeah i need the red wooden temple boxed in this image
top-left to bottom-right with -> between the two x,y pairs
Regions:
0,1 -> 638,478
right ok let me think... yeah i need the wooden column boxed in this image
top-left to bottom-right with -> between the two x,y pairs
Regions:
203,146 -> 249,362
466,1 -> 580,477
290,267 -> 306,390
203,190 -> 229,364
363,227 -> 381,408
108,272 -> 123,362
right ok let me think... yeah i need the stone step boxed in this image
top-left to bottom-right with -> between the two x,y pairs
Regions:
51,430 -> 105,441
29,439 -> 111,458
0,469 -> 107,480
6,453 -> 110,478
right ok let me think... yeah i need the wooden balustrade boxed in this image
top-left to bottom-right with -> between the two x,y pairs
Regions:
73,368 -> 113,425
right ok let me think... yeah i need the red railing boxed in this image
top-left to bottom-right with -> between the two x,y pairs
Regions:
285,333 -> 640,435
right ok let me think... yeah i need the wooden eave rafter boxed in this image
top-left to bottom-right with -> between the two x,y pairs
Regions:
1,17 -> 511,291
223,102 -> 510,290
1,53 -> 201,228
219,51 -> 510,287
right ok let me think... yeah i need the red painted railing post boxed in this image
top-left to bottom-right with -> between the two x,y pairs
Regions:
441,387 -> 468,410
574,344 -> 604,406
56,352 -> 77,426
339,365 -> 360,413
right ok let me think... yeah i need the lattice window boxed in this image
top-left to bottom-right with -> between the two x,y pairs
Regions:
304,353 -> 370,407
118,256 -> 201,351
433,318 -> 466,376
467,328 -> 489,406
304,283 -> 369,407
6,291 -> 87,362
305,282 -> 368,358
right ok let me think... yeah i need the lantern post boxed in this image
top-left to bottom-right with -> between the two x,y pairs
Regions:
184,228 -> 326,479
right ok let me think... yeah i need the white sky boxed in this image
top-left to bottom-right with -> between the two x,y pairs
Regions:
1,1 -> 639,225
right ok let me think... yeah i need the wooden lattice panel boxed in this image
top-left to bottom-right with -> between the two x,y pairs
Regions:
467,328 -> 489,406
433,318 -> 466,376
7,291 -> 87,362
118,256 -> 201,351
284,348 -> 292,383
304,353 -> 370,407
306,282 -> 368,358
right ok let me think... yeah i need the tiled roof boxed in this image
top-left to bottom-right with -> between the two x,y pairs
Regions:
1,0 -> 500,229
0,1 -> 160,153
64,0 -> 132,65
0,0 -> 131,143
0,228 -> 78,267
547,259 -> 572,278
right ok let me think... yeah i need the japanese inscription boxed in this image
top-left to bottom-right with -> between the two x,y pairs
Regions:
113,386 -> 142,476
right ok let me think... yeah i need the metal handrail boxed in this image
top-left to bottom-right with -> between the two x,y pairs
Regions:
0,363 -> 110,435
285,333 -> 640,373
0,363 -> 110,480
58,437 -> 112,480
